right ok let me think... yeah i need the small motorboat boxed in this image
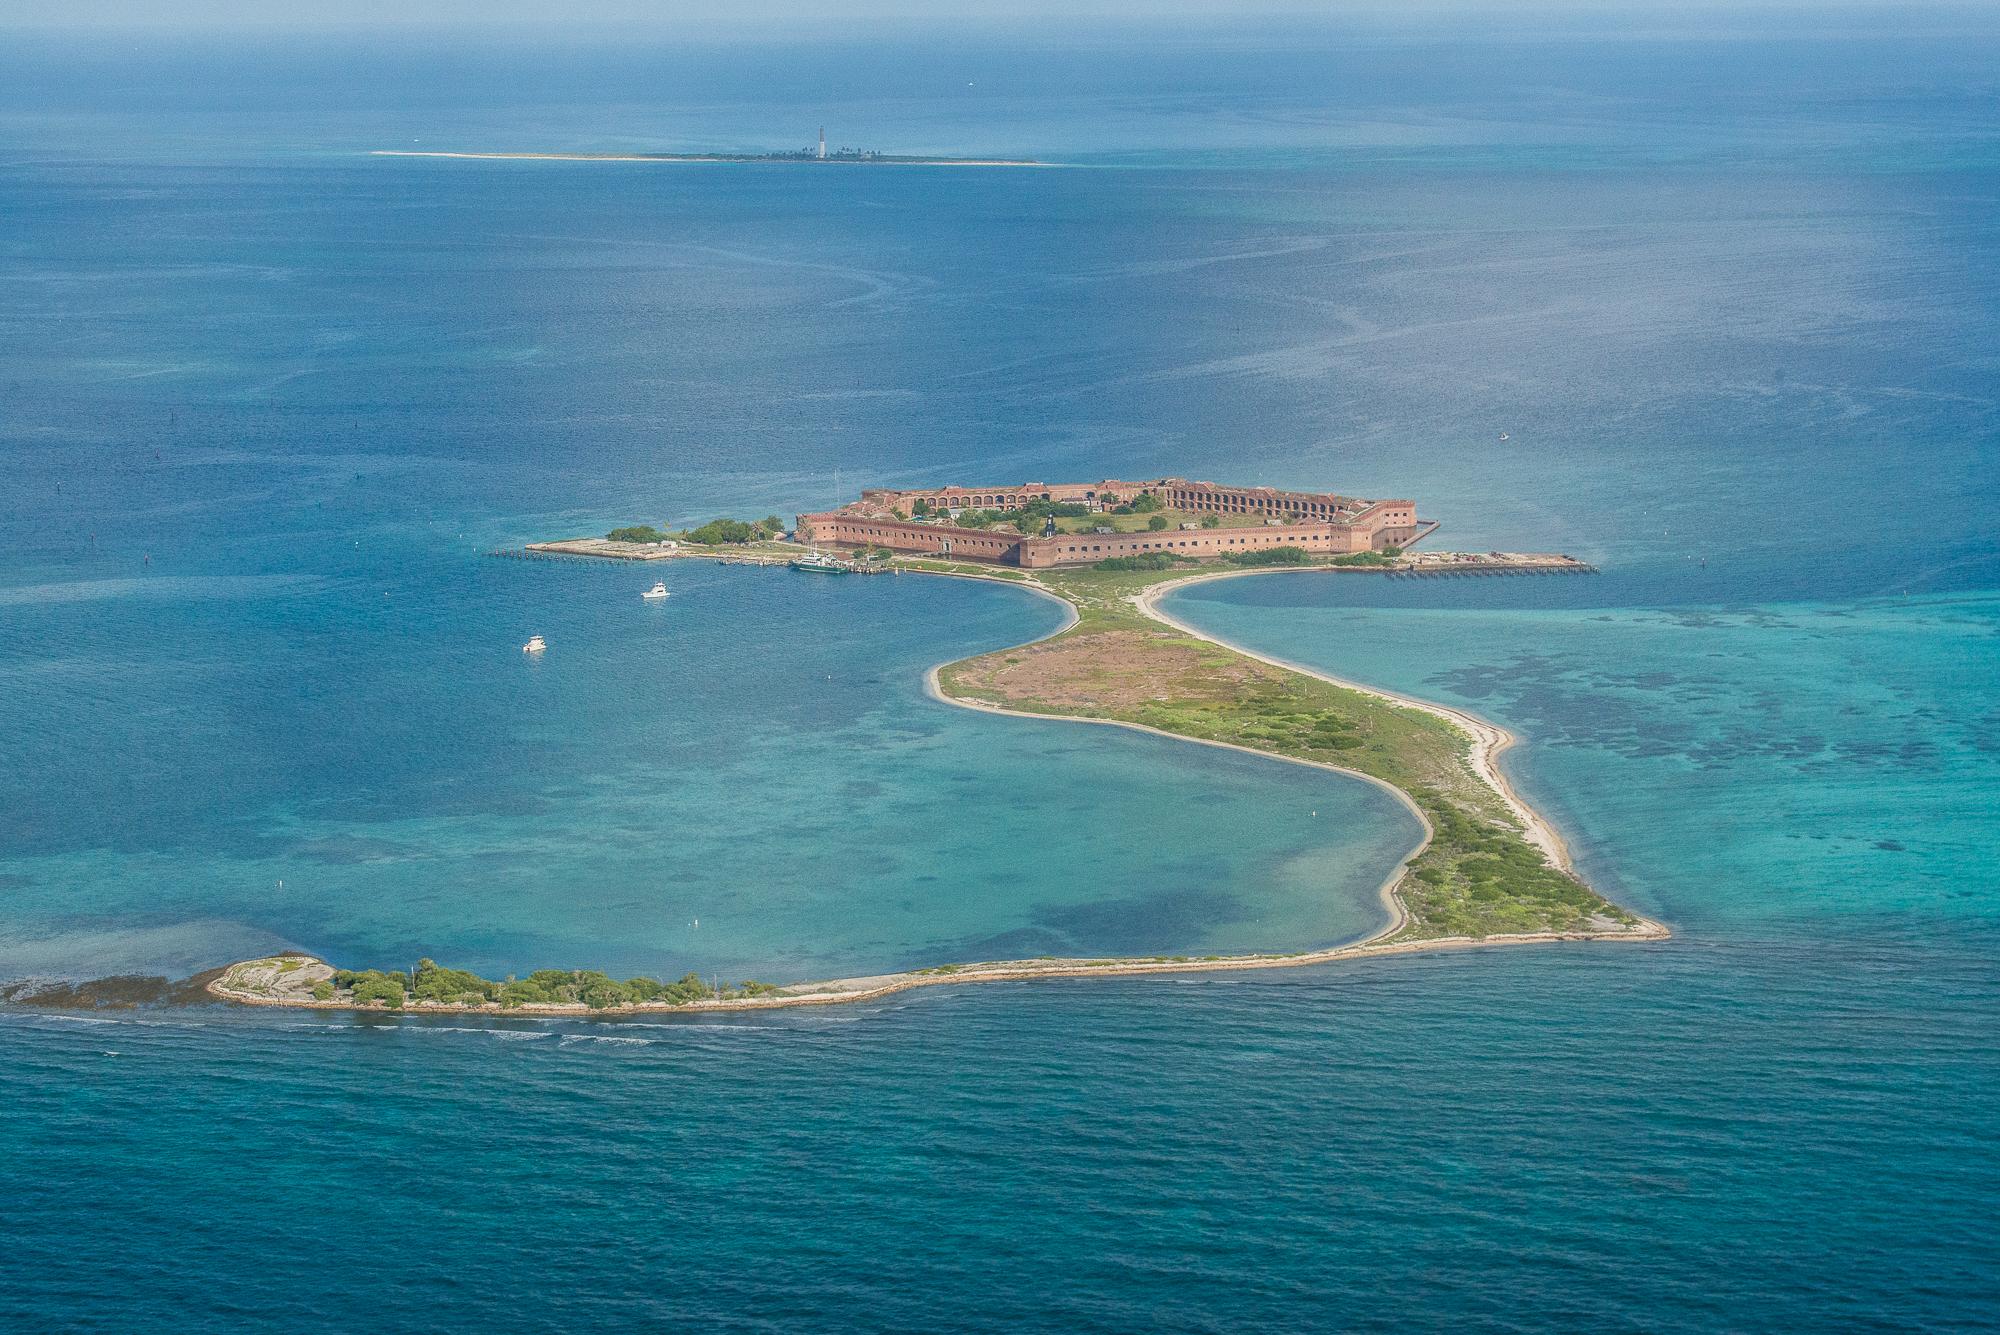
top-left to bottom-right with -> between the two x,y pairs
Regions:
523,635 -> 546,654
641,580 -> 670,600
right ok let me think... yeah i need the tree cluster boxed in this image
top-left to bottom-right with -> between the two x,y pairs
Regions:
1222,545 -> 1313,567
327,959 -> 780,1010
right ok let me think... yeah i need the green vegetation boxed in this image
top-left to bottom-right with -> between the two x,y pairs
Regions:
1328,550 -> 1398,567
607,525 -> 671,544
936,565 -> 1642,945
320,959 -> 781,1010
412,958 -> 499,1005
1222,545 -> 1313,566
496,970 -> 711,1009
686,517 -> 759,545
1109,490 -> 1163,515
1147,514 -> 1170,531
1093,552 -> 1191,572
891,556 -> 1030,581
334,969 -> 409,1009
1052,506 -> 1265,536
946,498 -> 1095,535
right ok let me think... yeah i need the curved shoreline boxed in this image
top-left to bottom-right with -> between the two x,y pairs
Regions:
205,563 -> 1663,1018
1135,568 -> 1575,871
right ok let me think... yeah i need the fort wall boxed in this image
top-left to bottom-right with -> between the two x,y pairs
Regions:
801,475 -> 1424,568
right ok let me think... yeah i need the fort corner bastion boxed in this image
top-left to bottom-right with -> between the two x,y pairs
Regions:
796,477 -> 1432,568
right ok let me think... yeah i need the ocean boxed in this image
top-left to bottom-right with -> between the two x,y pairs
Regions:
2,17 -> 1996,1330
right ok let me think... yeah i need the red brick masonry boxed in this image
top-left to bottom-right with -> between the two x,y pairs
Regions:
798,476 -> 1423,568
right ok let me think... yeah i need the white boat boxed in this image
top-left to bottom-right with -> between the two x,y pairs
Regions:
790,550 -> 850,574
523,635 -> 546,653
641,580 -> 670,600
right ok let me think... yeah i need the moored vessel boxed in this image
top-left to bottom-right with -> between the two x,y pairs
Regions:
790,551 -> 849,574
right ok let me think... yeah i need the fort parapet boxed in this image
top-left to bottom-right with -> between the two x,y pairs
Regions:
799,477 -> 1427,568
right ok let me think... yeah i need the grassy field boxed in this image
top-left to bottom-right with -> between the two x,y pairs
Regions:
1048,508 -> 1275,534
889,557 -> 1033,581
937,567 -> 1639,942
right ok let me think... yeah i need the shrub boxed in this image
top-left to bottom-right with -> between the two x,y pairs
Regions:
1223,546 -> 1313,567
1147,514 -> 1169,531
349,977 -> 405,1008
1200,514 -> 1220,528
1093,553 -> 1184,572
607,525 -> 669,544
412,958 -> 497,1004
497,979 -> 557,1007
311,981 -> 334,1001
1129,491 -> 1162,513
687,518 -> 756,545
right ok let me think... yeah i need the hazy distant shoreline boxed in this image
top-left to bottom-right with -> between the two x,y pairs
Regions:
370,150 -> 1046,167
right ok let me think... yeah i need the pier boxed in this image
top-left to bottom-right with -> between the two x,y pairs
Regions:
1386,553 -> 1596,579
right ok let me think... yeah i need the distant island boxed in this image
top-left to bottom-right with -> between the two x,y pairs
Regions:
373,129 -> 1039,167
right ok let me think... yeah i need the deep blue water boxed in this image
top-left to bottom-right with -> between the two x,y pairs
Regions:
2,19 -> 1997,1332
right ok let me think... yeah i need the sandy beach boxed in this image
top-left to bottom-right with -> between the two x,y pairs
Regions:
1133,568 -> 1577,872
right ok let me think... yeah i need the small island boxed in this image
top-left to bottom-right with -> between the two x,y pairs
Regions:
213,472 -> 1663,1019
215,956 -> 777,1011
373,129 -> 1039,168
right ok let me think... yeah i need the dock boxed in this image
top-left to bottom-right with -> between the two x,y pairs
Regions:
1386,552 -> 1596,578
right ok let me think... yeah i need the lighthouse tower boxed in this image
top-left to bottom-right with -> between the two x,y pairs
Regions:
817,127 -> 826,160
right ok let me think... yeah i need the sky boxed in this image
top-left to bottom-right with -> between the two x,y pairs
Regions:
3,0 -> 1986,32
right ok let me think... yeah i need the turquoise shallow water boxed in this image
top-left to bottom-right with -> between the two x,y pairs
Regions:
3,20 -> 1998,1331
1166,581 -> 2000,931
0,558 -> 1414,981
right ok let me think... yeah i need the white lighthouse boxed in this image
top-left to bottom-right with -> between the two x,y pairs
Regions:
817,126 -> 826,160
